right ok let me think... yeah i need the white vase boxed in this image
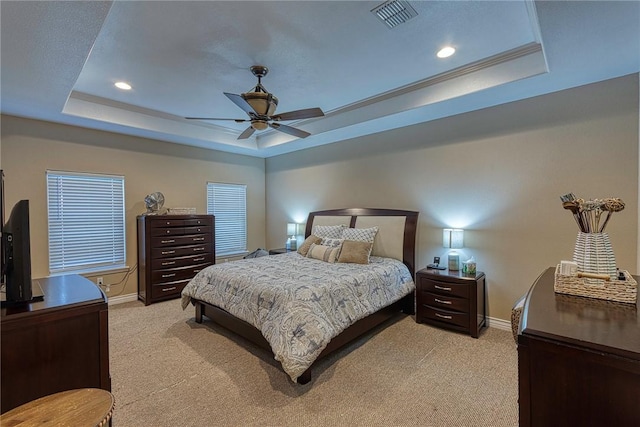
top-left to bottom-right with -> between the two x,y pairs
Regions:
572,232 -> 617,280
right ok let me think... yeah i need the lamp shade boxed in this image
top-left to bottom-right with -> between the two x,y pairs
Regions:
443,228 -> 464,249
287,223 -> 299,236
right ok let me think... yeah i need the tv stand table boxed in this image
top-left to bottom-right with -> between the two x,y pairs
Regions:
0,275 -> 110,413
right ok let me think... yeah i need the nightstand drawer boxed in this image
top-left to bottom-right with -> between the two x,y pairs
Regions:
421,292 -> 468,313
419,277 -> 470,299
420,305 -> 469,329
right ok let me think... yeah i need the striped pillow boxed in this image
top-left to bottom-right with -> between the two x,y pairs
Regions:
306,243 -> 340,263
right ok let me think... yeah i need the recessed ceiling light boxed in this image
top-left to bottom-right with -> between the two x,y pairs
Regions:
437,47 -> 456,58
114,81 -> 132,90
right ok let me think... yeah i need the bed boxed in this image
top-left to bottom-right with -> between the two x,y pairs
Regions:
181,207 -> 418,384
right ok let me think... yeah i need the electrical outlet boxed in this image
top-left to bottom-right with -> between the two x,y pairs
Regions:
106,284 -> 111,293
97,277 -> 104,286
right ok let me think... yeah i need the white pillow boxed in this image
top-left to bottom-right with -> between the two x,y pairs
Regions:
341,226 -> 379,244
312,224 -> 347,239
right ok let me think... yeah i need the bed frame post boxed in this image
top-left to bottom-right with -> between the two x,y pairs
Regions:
297,370 -> 312,385
195,301 -> 203,323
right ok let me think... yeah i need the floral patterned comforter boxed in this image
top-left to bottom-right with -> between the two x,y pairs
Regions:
181,251 -> 415,381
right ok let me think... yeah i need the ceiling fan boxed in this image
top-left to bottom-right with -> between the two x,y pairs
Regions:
186,65 -> 325,139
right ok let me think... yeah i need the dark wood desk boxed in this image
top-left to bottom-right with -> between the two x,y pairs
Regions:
517,267 -> 639,426
1,275 -> 111,413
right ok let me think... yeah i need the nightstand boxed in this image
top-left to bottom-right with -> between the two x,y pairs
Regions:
268,248 -> 293,255
415,268 -> 486,338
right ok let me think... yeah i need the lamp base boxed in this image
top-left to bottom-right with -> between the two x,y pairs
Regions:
448,253 -> 460,271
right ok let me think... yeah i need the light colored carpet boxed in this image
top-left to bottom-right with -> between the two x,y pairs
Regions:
109,299 -> 518,426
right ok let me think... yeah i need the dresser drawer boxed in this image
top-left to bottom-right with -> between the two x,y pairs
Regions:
419,277 -> 469,299
150,218 -> 185,228
150,279 -> 190,299
150,227 -> 185,237
151,254 -> 211,270
151,263 -> 210,284
420,305 -> 469,329
420,292 -> 468,313
184,225 -> 212,235
185,218 -> 212,226
151,233 -> 212,248
151,244 -> 210,259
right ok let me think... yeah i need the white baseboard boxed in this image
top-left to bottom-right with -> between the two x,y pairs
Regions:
107,293 -> 138,306
487,316 -> 512,331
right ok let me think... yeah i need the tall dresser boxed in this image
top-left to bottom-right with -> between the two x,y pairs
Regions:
137,214 -> 215,305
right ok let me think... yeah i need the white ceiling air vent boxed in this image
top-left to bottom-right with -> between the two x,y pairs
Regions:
372,0 -> 418,29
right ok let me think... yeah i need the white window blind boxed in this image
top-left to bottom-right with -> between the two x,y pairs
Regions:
47,171 -> 126,274
207,182 -> 247,256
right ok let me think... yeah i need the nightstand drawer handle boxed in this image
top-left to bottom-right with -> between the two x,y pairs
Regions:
434,298 -> 452,305
161,261 -> 176,266
434,285 -> 451,291
193,257 -> 205,262
162,286 -> 177,292
161,250 -> 176,255
192,237 -> 205,241
193,247 -> 205,252
435,313 -> 453,320
161,273 -> 176,278
161,239 -> 175,244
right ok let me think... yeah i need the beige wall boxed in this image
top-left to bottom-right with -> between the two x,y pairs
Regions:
1,116 -> 266,298
266,74 -> 639,321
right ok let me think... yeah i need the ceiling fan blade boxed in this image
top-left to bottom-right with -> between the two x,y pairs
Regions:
224,92 -> 256,115
185,117 -> 248,123
269,122 -> 311,139
238,126 -> 256,140
271,107 -> 324,121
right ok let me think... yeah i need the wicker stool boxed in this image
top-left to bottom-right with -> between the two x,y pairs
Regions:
511,295 -> 526,343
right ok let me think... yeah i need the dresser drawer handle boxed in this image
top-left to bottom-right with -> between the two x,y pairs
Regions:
434,298 -> 452,305
161,261 -> 176,266
162,286 -> 177,292
165,230 -> 172,234
434,285 -> 452,291
161,250 -> 176,255
435,313 -> 453,320
193,257 -> 205,262
161,239 -> 175,244
193,247 -> 205,252
192,237 -> 205,241
193,269 -> 202,273
161,273 -> 176,278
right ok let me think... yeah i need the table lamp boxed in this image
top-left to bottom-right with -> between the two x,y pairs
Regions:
443,228 -> 464,271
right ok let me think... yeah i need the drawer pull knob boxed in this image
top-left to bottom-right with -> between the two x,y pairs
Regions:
193,237 -> 205,241
162,286 -> 177,292
161,261 -> 176,266
435,313 -> 453,320
434,285 -> 452,291
161,250 -> 176,255
161,273 -> 176,278
161,239 -> 175,244
434,298 -> 452,305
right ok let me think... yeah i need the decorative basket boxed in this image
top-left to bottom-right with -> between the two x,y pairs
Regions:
167,207 -> 196,215
554,264 -> 637,304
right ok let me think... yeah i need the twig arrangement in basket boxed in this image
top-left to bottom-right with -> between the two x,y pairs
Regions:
560,193 -> 625,233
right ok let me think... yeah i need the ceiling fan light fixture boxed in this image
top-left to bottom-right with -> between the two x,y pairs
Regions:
251,120 -> 269,131
242,92 -> 278,116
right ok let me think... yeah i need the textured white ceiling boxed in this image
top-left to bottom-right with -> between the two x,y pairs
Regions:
1,1 -> 638,158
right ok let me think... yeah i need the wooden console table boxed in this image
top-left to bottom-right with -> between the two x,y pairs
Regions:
1,275 -> 111,414
517,267 -> 639,426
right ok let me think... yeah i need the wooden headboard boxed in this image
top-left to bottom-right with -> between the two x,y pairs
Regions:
305,208 -> 419,277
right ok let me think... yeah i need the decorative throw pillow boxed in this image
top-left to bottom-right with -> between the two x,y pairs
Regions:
341,226 -> 379,244
312,224 -> 347,239
297,235 -> 323,257
320,237 -> 344,248
337,240 -> 374,264
306,243 -> 340,263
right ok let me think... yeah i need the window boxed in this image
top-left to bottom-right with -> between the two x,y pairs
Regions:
47,171 -> 126,274
207,182 -> 247,256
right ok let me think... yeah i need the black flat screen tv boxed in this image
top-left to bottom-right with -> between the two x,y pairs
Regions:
2,199 -> 33,303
